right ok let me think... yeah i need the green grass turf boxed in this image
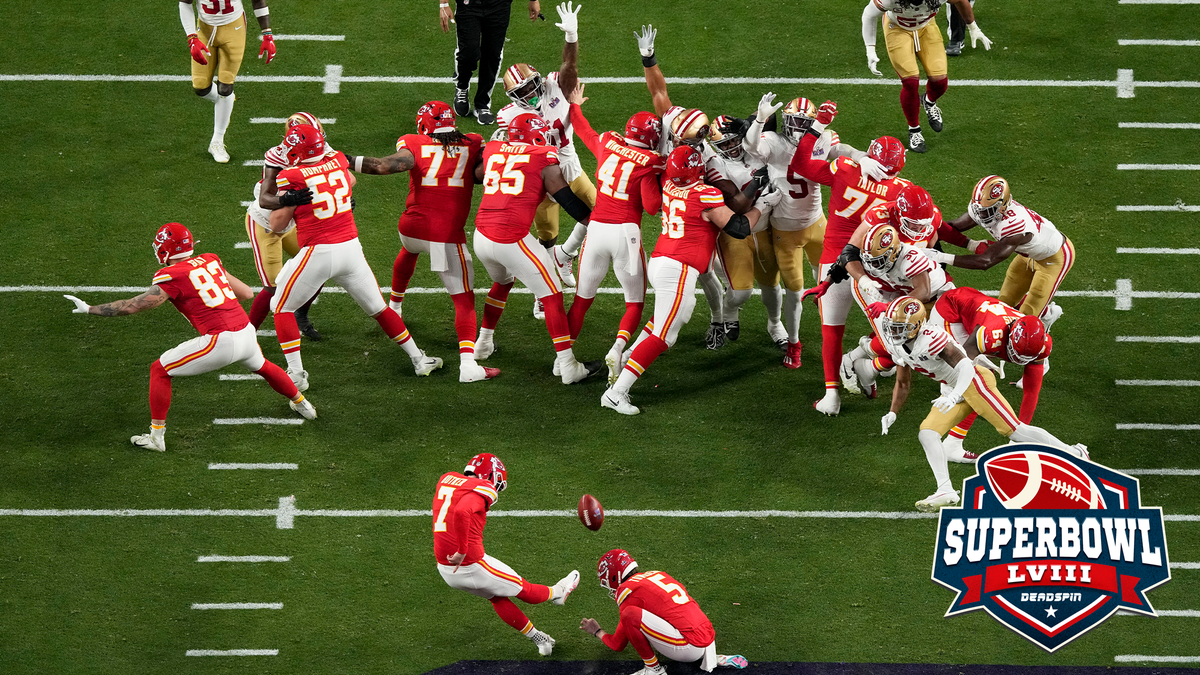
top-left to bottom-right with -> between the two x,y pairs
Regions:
1,0 -> 1198,672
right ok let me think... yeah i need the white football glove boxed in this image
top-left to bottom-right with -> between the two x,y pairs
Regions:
64,294 -> 91,314
756,92 -> 782,124
755,185 -> 783,210
858,156 -> 889,182
967,21 -> 992,50
866,46 -> 882,76
923,248 -> 955,265
635,24 -> 656,58
855,276 -> 884,306
555,2 -> 581,43
931,395 -> 960,414
881,411 -> 897,435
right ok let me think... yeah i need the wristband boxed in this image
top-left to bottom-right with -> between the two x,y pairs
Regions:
354,156 -> 364,173
261,28 -> 272,36
254,6 -> 269,17
439,2 -> 449,6
641,54 -> 657,68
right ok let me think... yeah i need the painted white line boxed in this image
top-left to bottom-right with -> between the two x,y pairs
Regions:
1117,69 -> 1136,98
240,200 -> 254,207
1118,423 -> 1200,431
1173,562 -> 1200,569
208,463 -> 299,470
186,649 -> 278,657
234,242 -> 251,249
192,603 -> 282,610
1117,379 -> 1200,386
1157,610 -> 1200,617
243,160 -> 265,167
256,330 -> 276,337
323,64 -> 343,94
197,555 -> 291,563
1120,122 -> 1200,129
250,117 -> 336,125
1119,39 -> 1200,46
1118,468 -> 1200,475
1117,335 -> 1200,342
212,418 -> 303,425
1117,163 -> 1200,170
1121,0 -> 1200,3
219,374 -> 262,381
1118,247 -> 1200,254
1116,656 -> 1200,663
272,34 -> 345,41
277,496 -> 296,529
1118,204 -> 1200,211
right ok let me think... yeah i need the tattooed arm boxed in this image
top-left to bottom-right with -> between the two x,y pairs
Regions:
64,286 -> 169,316
345,149 -> 416,175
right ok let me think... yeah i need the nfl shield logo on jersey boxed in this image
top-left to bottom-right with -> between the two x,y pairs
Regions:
931,444 -> 1170,652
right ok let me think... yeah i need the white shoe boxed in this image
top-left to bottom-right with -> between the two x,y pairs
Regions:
767,320 -> 788,349
528,628 -> 555,656
552,360 -> 562,377
208,138 -> 230,163
942,436 -> 978,464
533,299 -> 545,320
916,490 -> 960,512
602,388 -> 641,415
551,246 -> 576,287
852,357 -> 879,399
605,347 -> 623,386
388,301 -> 403,316
813,389 -> 841,416
131,433 -> 166,452
412,351 -> 444,376
551,569 -> 580,605
632,667 -> 667,675
474,337 -> 494,360
287,368 -> 309,393
839,353 -> 862,395
1041,301 -> 1063,331
716,654 -> 749,669
1070,443 -> 1090,460
561,359 -> 604,385
289,397 -> 317,420
459,362 -> 500,383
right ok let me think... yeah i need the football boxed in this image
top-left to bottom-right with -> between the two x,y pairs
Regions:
984,450 -> 1105,510
578,494 -> 604,531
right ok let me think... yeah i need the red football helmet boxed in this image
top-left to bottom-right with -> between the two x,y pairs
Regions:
285,111 -> 323,134
665,145 -> 704,187
867,136 -> 906,177
625,111 -> 662,149
597,549 -> 638,598
1007,315 -> 1049,365
507,113 -> 550,145
416,100 -> 457,136
284,123 -> 328,165
895,184 -> 935,241
464,453 -> 508,493
153,222 -> 194,265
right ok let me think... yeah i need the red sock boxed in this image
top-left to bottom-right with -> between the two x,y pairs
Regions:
450,292 -> 479,354
516,581 -> 552,604
567,295 -> 595,340
489,597 -> 533,633
391,248 -> 419,306
542,292 -> 572,352
926,76 -> 948,103
821,325 -> 845,390
949,413 -> 978,439
255,360 -> 299,398
625,334 -> 669,378
374,307 -> 411,345
275,312 -> 302,355
867,335 -> 896,371
482,282 -> 513,330
149,360 -> 172,420
249,288 -> 274,329
1018,362 -> 1045,423
617,302 -> 644,345
900,77 -> 921,127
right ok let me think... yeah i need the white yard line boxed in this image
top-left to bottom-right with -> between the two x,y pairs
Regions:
272,34 -> 345,41
250,117 -> 336,124
1118,468 -> 1200,475
1117,163 -> 1200,170
208,463 -> 299,470
1119,39 -> 1200,46
1120,122 -> 1200,129
1120,0 -> 1200,3
1116,656 -> 1200,663
1173,562 -> 1200,569
1118,204 -> 1200,211
1118,423 -> 1200,431
243,160 -> 265,167
1157,610 -> 1200,617
1117,247 -> 1200,254
219,374 -> 262,381
197,555 -> 290,563
1116,379 -> 1200,386
192,603 -> 282,610
212,418 -> 303,425
1117,335 -> 1200,342
234,242 -> 252,249
186,649 -> 278,657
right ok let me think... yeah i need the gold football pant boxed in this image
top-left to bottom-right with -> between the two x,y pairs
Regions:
920,366 -> 1021,437
533,172 -> 597,242
191,14 -> 247,89
246,214 -> 301,286
883,16 -> 947,79
997,237 -> 1076,318
765,216 -> 826,292
717,230 -> 779,291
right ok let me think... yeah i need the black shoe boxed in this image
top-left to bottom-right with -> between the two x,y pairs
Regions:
908,128 -> 928,154
296,312 -> 322,342
724,321 -> 740,342
581,359 -> 606,382
453,89 -> 471,117
946,41 -> 963,57
475,108 -> 495,125
922,98 -> 944,133
704,322 -> 727,350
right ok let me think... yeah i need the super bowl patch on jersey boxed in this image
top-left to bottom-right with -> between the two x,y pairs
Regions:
931,444 -> 1170,652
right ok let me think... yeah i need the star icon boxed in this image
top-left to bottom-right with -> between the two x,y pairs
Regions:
1045,606 -> 1058,618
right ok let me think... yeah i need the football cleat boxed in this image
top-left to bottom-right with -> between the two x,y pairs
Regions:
552,360 -> 561,377
474,336 -> 495,360
412,351 -> 444,377
131,433 -> 166,452
907,129 -> 927,154
475,108 -> 495,126
551,246 -> 576,287
633,667 -> 667,675
783,341 -> 802,369
767,319 -> 788,349
551,569 -> 580,605
295,311 -> 322,342
533,299 -> 545,321
704,322 -> 726,350
814,389 -> 841,416
287,368 -> 309,393
916,490 -> 960,512
459,362 -> 500,383
605,347 -> 624,386
453,88 -> 471,117
528,628 -> 555,657
922,98 -> 944,133
1071,443 -> 1090,461
839,353 -> 862,394
208,138 -> 230,164
1041,301 -> 1063,331
852,357 -> 880,399
561,359 -> 604,385
723,321 -> 740,342
717,654 -> 750,669
289,397 -> 317,420
602,388 -> 641,415
946,41 -> 963,56
942,436 -> 978,464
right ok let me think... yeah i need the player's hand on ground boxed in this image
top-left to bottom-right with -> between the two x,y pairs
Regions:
817,100 -> 838,125
279,188 -> 314,207
967,22 -> 992,50
555,2 -> 580,41
580,617 -> 602,636
439,2 -> 455,31
881,411 -> 897,435
64,295 -> 91,314
529,0 -> 541,22
858,156 -> 889,182
931,395 -> 958,414
756,92 -> 782,124
567,82 -> 587,106
447,551 -> 466,572
635,25 -> 656,57
187,33 -> 210,66
259,31 -> 276,64
866,47 -> 882,76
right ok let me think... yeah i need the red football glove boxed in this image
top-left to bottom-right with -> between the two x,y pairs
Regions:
259,31 -> 276,65
867,302 -> 889,320
801,280 -> 832,303
187,33 -> 210,66
817,100 -> 838,125
971,239 -> 992,255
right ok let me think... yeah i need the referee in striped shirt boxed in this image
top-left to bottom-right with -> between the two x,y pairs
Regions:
439,0 -> 542,125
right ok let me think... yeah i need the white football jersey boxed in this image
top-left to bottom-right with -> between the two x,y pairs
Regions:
658,106 -> 686,155
247,182 -> 295,233
702,145 -> 765,194
977,199 -> 1065,261
877,0 -> 945,31
497,72 -> 582,182
872,316 -> 963,386
745,127 -> 839,228
195,0 -> 245,27
866,243 -> 953,296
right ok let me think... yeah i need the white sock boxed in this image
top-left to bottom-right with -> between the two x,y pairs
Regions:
150,425 -> 166,440
554,347 -> 577,366
613,367 -> 638,395
1009,423 -> 1073,452
201,87 -> 219,103
214,93 -> 235,139
849,340 -> 873,361
285,352 -> 304,372
762,284 -> 783,323
400,339 -> 422,359
698,269 -> 724,323
562,223 -> 587,256
722,289 -> 751,322
783,289 -> 803,343
918,429 -> 954,493
389,300 -> 403,313
460,352 -> 477,366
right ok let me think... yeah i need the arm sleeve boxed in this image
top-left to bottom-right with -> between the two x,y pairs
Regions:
179,1 -> 198,34
568,104 -> 601,157
553,185 -> 592,224
828,140 -> 867,162
788,132 -> 836,186
602,605 -> 655,660
947,353 -> 977,401
640,174 -> 663,215
451,492 -> 487,555
742,118 -> 767,161
862,1 -> 884,47
937,221 -> 971,248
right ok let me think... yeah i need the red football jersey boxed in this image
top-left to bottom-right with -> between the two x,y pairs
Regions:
431,471 -> 499,566
935,287 -> 1024,359
607,570 -> 716,648
652,181 -> 725,271
395,133 -> 484,244
789,133 -> 910,264
474,141 -> 560,244
861,201 -> 943,248
276,151 -> 358,247
590,132 -> 664,224
151,253 -> 249,335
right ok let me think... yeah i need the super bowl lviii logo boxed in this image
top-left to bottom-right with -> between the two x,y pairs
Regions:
931,444 -> 1170,651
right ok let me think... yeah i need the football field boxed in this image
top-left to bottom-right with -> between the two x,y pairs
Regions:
2,0 -> 1199,672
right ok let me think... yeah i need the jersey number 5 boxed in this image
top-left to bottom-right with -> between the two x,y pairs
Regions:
189,260 -> 237,308
484,154 -> 530,195
648,573 -> 690,605
306,169 -> 353,220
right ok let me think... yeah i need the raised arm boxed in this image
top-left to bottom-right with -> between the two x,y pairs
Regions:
567,85 -> 600,156
555,3 -> 581,95
635,26 -> 672,117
